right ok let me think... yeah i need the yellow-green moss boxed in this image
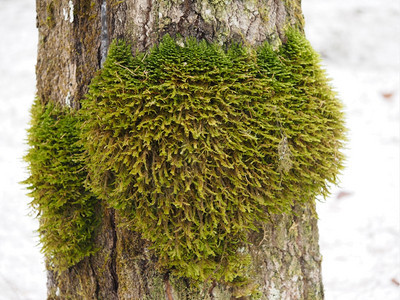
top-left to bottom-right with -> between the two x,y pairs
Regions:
23,99 -> 100,272
45,1 -> 55,28
24,27 -> 344,290
79,29 -> 345,285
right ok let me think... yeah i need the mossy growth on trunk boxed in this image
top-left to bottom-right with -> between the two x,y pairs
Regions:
23,27 -> 344,295
23,100 -> 100,272
77,29 -> 345,286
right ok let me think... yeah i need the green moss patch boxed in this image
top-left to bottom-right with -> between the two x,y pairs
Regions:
24,28 -> 345,288
80,29 -> 345,284
23,100 -> 100,271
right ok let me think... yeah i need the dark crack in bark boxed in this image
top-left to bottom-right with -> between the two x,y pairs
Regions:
109,209 -> 119,294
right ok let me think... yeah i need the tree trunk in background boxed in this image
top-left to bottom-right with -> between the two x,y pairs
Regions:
36,0 -> 323,299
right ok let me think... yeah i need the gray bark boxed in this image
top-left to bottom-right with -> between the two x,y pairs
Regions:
36,0 -> 323,299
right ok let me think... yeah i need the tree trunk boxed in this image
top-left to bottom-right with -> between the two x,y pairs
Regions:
36,0 -> 323,299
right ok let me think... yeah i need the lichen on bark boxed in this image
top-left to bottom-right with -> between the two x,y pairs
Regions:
107,0 -> 305,52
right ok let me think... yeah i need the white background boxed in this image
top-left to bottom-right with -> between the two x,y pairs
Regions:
0,0 -> 398,299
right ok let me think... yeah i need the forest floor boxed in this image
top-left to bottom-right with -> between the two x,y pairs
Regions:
0,0 -> 398,299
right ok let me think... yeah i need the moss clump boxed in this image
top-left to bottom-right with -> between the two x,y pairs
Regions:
79,29 -> 345,284
257,29 -> 345,203
23,99 -> 99,271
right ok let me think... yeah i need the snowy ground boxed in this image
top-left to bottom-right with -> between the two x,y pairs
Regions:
303,0 -> 400,299
0,0 -> 398,299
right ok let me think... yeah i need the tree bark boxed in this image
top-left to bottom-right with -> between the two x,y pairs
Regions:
36,0 -> 323,299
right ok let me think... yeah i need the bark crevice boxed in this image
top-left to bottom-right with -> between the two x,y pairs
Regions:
109,209 -> 119,294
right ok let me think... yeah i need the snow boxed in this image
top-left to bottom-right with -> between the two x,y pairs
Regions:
303,0 -> 400,299
0,0 -> 46,299
0,0 -> 398,299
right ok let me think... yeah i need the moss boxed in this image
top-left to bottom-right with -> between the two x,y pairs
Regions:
26,23 -> 344,291
23,99 -> 100,272
79,28 -> 345,287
